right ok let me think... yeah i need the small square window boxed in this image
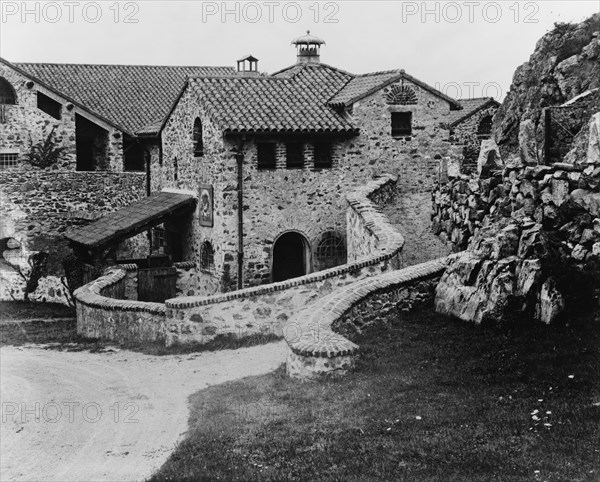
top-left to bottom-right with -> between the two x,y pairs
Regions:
391,112 -> 412,137
37,92 -> 62,120
257,142 -> 276,170
314,142 -> 332,169
152,227 -> 166,252
286,142 -> 304,169
0,152 -> 19,170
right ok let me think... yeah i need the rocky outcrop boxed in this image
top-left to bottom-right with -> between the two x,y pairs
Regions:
435,114 -> 600,324
434,15 -> 600,325
493,14 -> 600,164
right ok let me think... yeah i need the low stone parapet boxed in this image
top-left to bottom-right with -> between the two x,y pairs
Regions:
284,257 -> 448,380
74,268 -> 166,343
74,174 -> 409,348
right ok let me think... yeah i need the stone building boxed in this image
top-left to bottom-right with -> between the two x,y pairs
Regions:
139,32 -> 490,292
1,32 -> 494,302
447,97 -> 500,174
0,58 -> 234,302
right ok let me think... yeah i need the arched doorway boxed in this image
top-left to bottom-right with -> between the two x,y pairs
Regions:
272,232 -> 311,282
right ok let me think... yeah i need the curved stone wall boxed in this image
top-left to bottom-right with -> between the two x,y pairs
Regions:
284,257 -> 448,379
74,174 -> 407,348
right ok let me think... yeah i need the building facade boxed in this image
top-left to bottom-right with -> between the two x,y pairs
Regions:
1,33 -> 494,302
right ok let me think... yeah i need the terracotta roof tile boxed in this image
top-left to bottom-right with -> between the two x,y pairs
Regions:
189,64 -> 357,134
446,97 -> 500,126
15,63 -> 235,135
328,70 -> 462,109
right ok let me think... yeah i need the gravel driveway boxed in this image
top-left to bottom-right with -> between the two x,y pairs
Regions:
0,341 -> 287,481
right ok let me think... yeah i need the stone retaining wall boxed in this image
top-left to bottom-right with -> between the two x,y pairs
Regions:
74,269 -> 166,344
284,258 -> 448,380
0,170 -> 146,305
164,175 -> 404,345
74,175 -> 406,347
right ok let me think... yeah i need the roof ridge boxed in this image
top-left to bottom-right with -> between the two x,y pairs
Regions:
14,61 -> 235,69
189,75 -> 288,82
458,96 -> 494,101
355,69 -> 402,77
271,62 -> 354,79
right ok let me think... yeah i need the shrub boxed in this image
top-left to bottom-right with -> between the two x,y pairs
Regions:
24,127 -> 67,168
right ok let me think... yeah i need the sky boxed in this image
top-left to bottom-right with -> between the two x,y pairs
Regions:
1,0 -> 599,101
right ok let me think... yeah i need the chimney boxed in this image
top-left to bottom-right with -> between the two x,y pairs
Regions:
291,30 -> 325,65
236,55 -> 259,76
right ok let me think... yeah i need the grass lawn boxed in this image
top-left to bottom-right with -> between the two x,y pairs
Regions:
151,303 -> 600,481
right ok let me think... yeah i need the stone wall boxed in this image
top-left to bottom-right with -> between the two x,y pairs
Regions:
74,175 -> 406,346
160,86 -> 239,290
164,175 -> 404,346
0,171 -> 146,304
158,75 -> 463,291
1,63 -> 76,169
435,111 -> 600,325
174,261 -> 220,298
450,104 -> 498,174
284,258 -> 447,380
0,62 -> 125,171
74,268 -> 166,344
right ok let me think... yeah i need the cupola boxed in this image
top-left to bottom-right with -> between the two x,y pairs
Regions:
291,30 -> 325,64
236,55 -> 259,76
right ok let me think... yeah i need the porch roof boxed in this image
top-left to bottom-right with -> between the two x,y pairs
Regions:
65,191 -> 196,250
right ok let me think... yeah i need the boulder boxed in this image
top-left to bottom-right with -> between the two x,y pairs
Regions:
536,277 -> 565,324
587,112 -> 600,165
477,139 -> 504,178
516,258 -> 542,296
570,188 -> 600,216
551,178 -> 570,206
519,119 -> 540,165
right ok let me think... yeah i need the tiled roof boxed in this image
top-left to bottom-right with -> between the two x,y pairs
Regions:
14,62 -> 235,135
188,64 -> 357,134
65,192 -> 196,249
327,70 -> 401,106
446,97 -> 499,126
327,70 -> 462,109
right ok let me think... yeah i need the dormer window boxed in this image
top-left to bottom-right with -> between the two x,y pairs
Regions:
193,118 -> 203,157
236,55 -> 259,76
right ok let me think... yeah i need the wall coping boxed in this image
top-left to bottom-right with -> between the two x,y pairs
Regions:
73,268 -> 166,315
165,174 -> 405,309
283,257 -> 449,358
0,170 -> 146,176
174,261 -> 197,270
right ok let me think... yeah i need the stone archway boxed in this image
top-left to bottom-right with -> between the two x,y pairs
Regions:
272,231 -> 311,282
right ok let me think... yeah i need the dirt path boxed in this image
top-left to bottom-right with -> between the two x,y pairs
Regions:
0,341 -> 287,482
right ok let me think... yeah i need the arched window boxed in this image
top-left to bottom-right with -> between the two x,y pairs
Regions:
0,77 -> 17,105
386,84 -> 417,105
316,232 -> 346,270
477,115 -> 493,137
200,241 -> 214,271
193,118 -> 203,157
